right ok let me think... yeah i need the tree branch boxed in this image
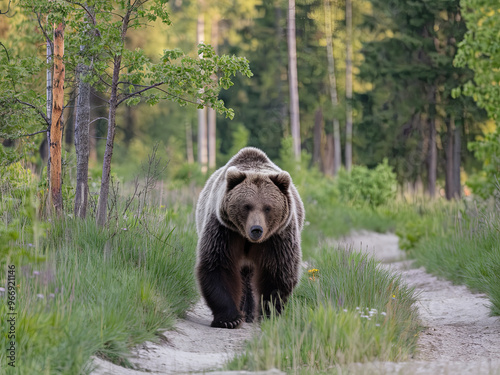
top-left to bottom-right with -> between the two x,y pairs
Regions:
116,81 -> 164,105
0,0 -> 11,15
17,128 -> 50,138
15,99 -> 51,126
35,11 -> 53,55
0,42 -> 9,62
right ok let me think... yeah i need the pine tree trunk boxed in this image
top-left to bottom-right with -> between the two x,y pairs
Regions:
324,0 -> 341,174
96,55 -> 121,226
49,23 -> 65,215
287,0 -> 301,161
345,0 -> 353,172
445,115 -> 454,200
453,118 -> 461,198
74,62 -> 91,218
207,16 -> 218,169
313,108 -> 323,168
197,3 -> 208,172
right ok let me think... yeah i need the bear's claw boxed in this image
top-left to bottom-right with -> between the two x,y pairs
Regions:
211,317 -> 243,329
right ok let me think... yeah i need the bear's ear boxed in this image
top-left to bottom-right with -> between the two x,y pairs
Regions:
226,167 -> 246,191
269,172 -> 291,194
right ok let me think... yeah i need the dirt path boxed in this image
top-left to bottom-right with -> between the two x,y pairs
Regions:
92,231 -> 500,374
338,231 -> 500,374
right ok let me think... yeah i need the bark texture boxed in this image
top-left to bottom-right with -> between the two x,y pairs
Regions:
345,0 -> 353,172
49,23 -> 65,215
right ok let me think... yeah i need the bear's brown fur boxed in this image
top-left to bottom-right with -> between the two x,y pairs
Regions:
195,147 -> 304,328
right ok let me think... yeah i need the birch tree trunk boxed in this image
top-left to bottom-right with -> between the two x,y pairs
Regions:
287,0 -> 301,161
324,0 -> 341,174
345,0 -> 353,172
197,3 -> 208,172
49,23 -> 65,215
207,16 -> 218,170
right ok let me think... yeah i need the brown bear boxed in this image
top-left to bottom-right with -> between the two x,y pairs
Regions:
195,147 -> 305,328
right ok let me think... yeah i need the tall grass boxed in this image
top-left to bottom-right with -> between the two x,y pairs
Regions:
0,176 -> 198,374
227,245 -> 419,373
409,197 -> 500,316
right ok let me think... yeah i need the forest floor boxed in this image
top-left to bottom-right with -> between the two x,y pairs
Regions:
91,231 -> 500,375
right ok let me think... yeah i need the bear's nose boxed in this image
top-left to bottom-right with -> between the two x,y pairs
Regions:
250,225 -> 263,240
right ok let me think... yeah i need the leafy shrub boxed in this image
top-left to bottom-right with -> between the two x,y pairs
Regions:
336,159 -> 397,207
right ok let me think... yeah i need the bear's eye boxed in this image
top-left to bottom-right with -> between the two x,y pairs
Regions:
244,204 -> 252,211
264,206 -> 271,213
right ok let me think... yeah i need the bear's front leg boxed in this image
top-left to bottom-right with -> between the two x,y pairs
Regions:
258,233 -> 301,318
196,217 -> 244,328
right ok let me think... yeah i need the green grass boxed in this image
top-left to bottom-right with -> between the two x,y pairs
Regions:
0,186 -> 198,374
227,246 -> 419,373
408,198 -> 500,316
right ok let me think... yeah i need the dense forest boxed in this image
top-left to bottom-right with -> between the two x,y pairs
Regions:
1,0 -> 498,219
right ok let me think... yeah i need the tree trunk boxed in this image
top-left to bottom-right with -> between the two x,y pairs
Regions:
324,0 -> 341,174
453,118 -> 461,198
322,133 -> 335,176
427,87 -> 437,199
74,62 -> 91,218
428,116 -> 437,199
207,16 -> 218,170
49,23 -> 65,215
64,89 -> 76,150
197,3 -> 208,172
96,55 -> 121,226
345,0 -> 353,172
313,107 -> 323,168
186,121 -> 194,164
445,115 -> 454,200
46,25 -> 53,184
287,0 -> 301,161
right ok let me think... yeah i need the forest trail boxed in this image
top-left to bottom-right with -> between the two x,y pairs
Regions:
339,231 -> 500,374
92,231 -> 500,375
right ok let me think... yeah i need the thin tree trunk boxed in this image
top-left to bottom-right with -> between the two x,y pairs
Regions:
445,115 -> 454,200
287,0 -> 301,161
428,120 -> 437,199
49,23 -> 65,215
345,0 -> 353,172
65,89 -> 76,150
322,133 -> 335,176
74,62 -> 91,218
46,25 -> 53,183
96,55 -> 121,226
186,121 -> 194,164
453,117 -> 461,198
197,3 -> 208,172
313,107 -> 323,168
207,16 -> 218,170
324,0 -> 341,174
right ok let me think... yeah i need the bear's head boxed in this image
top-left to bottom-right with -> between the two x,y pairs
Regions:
221,167 -> 291,243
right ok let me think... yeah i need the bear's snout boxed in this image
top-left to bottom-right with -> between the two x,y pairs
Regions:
249,225 -> 263,241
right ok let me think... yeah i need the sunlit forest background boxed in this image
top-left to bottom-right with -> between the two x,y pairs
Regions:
1,0 -> 498,200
